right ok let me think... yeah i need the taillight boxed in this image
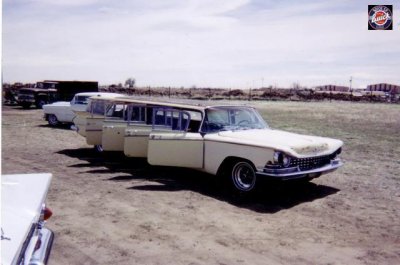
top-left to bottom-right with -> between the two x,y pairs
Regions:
43,207 -> 53,221
40,204 -> 53,222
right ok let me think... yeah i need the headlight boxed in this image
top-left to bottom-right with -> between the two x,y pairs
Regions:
273,151 -> 291,167
273,151 -> 282,163
282,155 -> 291,167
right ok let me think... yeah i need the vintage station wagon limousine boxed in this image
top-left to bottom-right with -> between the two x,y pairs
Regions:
73,96 -> 343,193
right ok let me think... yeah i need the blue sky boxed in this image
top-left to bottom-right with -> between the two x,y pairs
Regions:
2,0 -> 400,88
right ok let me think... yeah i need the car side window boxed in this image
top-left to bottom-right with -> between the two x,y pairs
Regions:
88,100 -> 106,115
105,104 -> 125,120
152,108 -> 191,132
207,108 -> 229,125
127,105 -> 146,123
202,108 -> 229,132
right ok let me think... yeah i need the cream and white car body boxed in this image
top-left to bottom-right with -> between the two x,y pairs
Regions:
78,97 -> 344,192
1,173 -> 54,265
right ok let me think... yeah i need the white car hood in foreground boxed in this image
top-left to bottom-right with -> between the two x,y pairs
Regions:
1,173 -> 52,265
207,129 -> 343,158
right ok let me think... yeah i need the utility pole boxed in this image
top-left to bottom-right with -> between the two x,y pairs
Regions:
349,76 -> 353,92
249,88 -> 252,101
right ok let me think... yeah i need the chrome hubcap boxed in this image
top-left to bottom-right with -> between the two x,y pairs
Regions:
232,162 -> 256,191
49,115 -> 57,125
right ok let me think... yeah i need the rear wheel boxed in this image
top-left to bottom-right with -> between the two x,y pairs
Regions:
47,114 -> 59,126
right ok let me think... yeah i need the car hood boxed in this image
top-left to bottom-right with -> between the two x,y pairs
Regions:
206,129 -> 343,158
1,173 -> 52,265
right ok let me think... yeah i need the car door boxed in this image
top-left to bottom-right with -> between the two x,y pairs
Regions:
72,113 -> 88,138
84,99 -> 107,145
101,103 -> 127,151
124,105 -> 152,157
86,117 -> 105,146
147,108 -> 204,169
102,120 -> 127,151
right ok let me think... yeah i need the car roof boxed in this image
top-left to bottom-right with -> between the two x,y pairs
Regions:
89,95 -> 256,112
89,96 -> 207,112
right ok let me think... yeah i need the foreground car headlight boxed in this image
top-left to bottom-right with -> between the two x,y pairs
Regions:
282,155 -> 291,167
273,151 -> 291,167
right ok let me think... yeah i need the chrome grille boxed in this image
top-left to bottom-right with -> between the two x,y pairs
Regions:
290,155 -> 331,171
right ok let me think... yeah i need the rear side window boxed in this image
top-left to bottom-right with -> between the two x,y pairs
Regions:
105,104 -> 125,119
87,100 -> 106,115
73,96 -> 90,105
127,105 -> 146,123
152,108 -> 191,131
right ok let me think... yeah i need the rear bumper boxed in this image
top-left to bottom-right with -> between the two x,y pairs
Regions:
256,158 -> 343,180
29,228 -> 54,265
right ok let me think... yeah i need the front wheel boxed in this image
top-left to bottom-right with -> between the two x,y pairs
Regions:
94,145 -> 104,153
230,161 -> 257,193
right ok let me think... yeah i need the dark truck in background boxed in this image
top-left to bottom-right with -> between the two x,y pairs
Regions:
17,80 -> 98,109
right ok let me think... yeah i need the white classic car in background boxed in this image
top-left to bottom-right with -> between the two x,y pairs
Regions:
1,173 -> 54,265
43,92 -> 124,126
73,97 -> 344,193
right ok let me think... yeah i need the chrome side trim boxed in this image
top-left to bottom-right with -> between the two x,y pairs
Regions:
29,228 -> 54,265
256,159 -> 343,179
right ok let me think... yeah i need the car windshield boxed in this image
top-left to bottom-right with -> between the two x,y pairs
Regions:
201,107 -> 268,133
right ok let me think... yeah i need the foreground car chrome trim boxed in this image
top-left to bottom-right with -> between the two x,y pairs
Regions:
29,228 -> 54,265
257,158 -> 343,180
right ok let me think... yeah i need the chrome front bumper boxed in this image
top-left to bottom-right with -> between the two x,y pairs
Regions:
257,158 -> 343,180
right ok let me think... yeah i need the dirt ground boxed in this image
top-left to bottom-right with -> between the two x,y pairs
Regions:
2,101 -> 399,265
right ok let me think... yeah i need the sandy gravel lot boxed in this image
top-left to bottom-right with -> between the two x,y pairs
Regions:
2,101 -> 399,265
